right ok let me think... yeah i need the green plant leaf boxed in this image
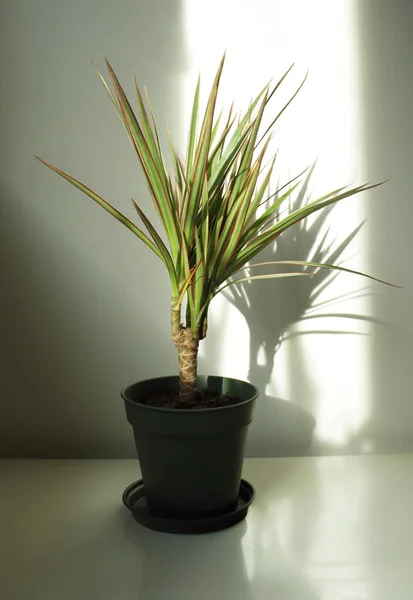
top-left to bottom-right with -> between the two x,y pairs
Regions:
181,55 -> 225,243
216,272 -> 312,294
132,199 -> 177,288
241,260 -> 401,288
104,59 -> 182,260
35,156 -> 168,266
185,75 -> 201,182
38,56 -> 397,351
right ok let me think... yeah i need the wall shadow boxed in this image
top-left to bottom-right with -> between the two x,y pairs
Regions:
0,182 -> 177,457
355,0 -> 413,453
0,0 -> 187,457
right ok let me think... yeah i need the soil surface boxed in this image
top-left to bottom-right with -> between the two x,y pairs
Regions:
140,390 -> 244,410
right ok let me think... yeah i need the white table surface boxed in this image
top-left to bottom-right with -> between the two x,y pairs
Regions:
1,456 -> 413,600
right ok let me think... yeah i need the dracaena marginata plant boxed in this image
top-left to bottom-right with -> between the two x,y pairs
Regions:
36,55 -> 392,404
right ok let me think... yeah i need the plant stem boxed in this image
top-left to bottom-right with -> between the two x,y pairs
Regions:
171,306 -> 199,403
171,307 -> 181,336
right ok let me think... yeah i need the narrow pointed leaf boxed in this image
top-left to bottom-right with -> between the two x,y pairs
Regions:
241,260 -> 401,287
256,72 -> 307,147
104,59 -> 182,258
182,56 -> 225,241
185,75 -> 201,181
216,272 -> 312,294
36,157 -> 166,263
132,199 -> 177,287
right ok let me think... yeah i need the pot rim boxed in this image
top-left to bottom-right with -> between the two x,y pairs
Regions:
121,374 -> 258,415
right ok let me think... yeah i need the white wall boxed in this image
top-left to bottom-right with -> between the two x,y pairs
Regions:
0,0 -> 411,457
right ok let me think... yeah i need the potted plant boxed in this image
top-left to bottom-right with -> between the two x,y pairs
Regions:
36,56 -> 393,533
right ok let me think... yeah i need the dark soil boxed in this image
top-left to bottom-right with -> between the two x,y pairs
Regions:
140,389 -> 243,410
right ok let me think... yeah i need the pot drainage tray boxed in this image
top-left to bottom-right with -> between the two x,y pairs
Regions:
122,479 -> 255,534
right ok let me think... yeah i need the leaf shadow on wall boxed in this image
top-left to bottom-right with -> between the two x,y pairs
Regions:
221,170 -> 382,457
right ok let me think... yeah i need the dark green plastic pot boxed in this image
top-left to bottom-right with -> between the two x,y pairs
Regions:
122,375 -> 258,520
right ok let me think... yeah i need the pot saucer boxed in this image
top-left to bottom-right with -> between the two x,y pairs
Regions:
122,479 -> 255,534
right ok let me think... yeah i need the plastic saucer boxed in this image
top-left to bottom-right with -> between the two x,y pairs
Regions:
122,478 -> 255,534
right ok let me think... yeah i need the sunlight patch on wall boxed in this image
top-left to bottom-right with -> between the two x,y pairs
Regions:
198,294 -> 250,380
182,0 -> 370,450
